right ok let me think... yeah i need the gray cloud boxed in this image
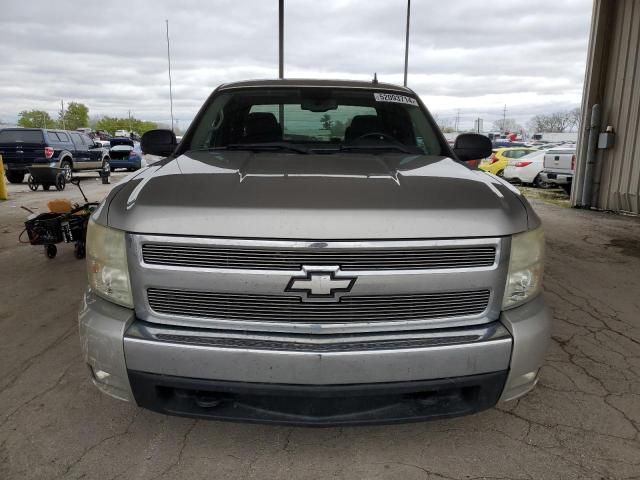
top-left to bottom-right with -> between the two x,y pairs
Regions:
0,0 -> 592,130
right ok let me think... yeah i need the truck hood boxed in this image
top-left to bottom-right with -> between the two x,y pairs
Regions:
104,150 -> 530,239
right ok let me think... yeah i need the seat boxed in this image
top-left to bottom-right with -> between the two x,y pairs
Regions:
242,112 -> 282,143
344,115 -> 387,143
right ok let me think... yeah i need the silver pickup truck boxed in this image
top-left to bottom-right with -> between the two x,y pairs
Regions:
539,147 -> 576,194
79,79 -> 550,425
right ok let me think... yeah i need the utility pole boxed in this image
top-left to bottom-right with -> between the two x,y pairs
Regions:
278,0 -> 284,127
278,0 -> 284,79
60,100 -> 66,130
455,109 -> 460,132
502,104 -> 507,132
403,0 -> 411,87
128,110 -> 132,133
166,20 -> 175,133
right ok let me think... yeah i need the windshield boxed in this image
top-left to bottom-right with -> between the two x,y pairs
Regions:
186,88 -> 444,155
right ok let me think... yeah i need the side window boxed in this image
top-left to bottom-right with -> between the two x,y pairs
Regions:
46,131 -> 59,142
81,134 -> 93,145
70,133 -> 83,146
57,132 -> 69,142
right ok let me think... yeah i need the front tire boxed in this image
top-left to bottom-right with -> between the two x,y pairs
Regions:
532,174 -> 548,189
496,169 -> 504,178
6,171 -> 25,184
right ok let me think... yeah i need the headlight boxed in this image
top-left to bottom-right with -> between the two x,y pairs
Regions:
503,227 -> 544,309
86,219 -> 133,308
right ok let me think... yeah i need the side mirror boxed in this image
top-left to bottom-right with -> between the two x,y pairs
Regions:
453,133 -> 492,162
141,129 -> 177,156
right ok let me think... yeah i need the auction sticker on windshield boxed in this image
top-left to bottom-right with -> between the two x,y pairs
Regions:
373,93 -> 418,106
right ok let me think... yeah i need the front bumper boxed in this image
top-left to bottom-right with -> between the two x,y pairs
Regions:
78,291 -> 551,424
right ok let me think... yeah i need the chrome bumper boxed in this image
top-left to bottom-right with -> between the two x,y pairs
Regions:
540,171 -> 573,185
78,291 -> 550,405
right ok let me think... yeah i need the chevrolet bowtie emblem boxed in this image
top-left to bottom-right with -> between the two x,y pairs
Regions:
286,266 -> 356,302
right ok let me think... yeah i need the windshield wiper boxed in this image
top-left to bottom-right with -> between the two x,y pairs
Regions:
339,144 -> 413,154
211,143 -> 309,154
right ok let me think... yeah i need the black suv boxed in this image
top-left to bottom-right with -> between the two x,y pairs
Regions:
0,128 -> 110,184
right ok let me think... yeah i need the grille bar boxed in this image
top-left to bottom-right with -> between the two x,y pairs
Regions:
147,288 -> 490,323
142,244 -> 496,271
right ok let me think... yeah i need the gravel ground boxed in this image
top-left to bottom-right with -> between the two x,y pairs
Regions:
1,175 -> 639,480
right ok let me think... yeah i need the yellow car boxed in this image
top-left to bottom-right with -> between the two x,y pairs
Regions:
480,147 -> 537,176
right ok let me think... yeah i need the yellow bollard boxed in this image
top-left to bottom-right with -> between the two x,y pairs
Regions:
0,155 -> 8,200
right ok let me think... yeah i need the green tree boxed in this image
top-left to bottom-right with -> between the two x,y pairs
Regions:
95,116 -> 158,136
17,110 -> 56,128
59,102 -> 89,130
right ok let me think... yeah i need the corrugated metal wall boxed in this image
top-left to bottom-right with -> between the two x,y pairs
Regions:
575,0 -> 640,214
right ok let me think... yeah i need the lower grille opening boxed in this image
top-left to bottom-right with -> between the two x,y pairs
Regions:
130,370 -> 507,426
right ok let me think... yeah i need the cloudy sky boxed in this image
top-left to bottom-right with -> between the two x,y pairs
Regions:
0,0 -> 593,130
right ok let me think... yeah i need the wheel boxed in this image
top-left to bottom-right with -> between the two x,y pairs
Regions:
45,244 -> 57,259
561,184 -> 572,195
60,159 -> 73,181
532,174 -> 549,189
55,174 -> 66,191
42,184 -> 51,191
496,169 -> 505,178
27,176 -> 38,191
6,171 -> 25,184
74,243 -> 86,259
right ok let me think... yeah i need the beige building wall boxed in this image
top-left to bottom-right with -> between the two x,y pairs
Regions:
574,0 -> 640,214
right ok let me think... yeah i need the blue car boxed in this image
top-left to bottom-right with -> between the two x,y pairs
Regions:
108,137 -> 143,171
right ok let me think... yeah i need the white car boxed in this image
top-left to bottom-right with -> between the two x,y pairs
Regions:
503,149 -> 548,187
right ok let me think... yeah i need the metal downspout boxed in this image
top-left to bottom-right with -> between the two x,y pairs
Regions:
580,104 -> 601,207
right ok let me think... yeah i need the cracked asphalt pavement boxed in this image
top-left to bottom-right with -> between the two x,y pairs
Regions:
1,176 -> 639,480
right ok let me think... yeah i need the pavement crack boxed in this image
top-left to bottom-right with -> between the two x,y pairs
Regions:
0,360 -> 76,430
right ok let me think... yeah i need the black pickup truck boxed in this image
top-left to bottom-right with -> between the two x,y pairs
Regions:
0,128 -> 110,184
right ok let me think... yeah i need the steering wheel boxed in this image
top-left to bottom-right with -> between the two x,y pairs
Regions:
353,132 -> 399,143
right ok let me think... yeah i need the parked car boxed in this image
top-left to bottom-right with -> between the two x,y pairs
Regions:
492,140 -> 528,148
540,147 -> 576,194
503,149 -> 548,187
0,128 -> 110,183
479,147 -> 537,176
80,78 -> 550,426
108,137 -> 143,171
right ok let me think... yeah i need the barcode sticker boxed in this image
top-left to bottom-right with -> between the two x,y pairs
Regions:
373,93 -> 419,106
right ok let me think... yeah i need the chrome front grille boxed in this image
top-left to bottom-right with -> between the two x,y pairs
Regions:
147,288 -> 491,323
141,243 -> 496,271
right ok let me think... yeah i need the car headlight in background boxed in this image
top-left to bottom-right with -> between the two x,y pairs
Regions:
503,227 -> 544,309
86,219 -> 133,308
